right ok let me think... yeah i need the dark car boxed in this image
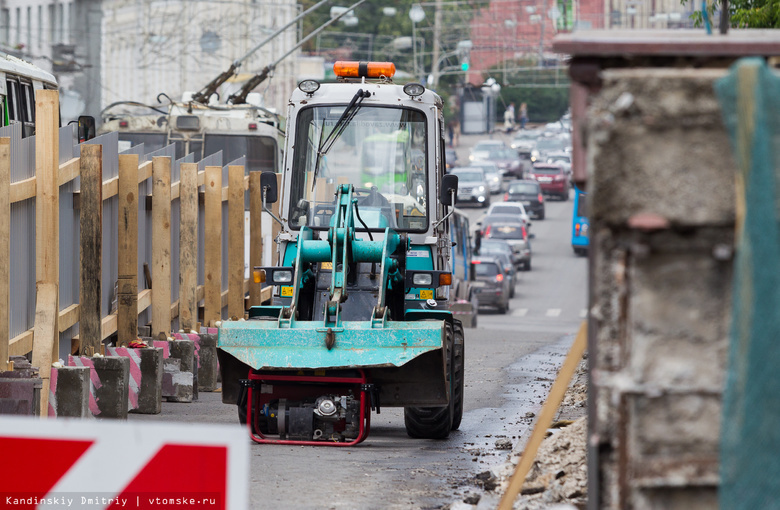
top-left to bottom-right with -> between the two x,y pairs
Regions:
481,221 -> 532,271
527,163 -> 569,201
476,239 -> 519,297
471,256 -> 512,314
474,147 -> 525,179
445,148 -> 459,170
505,180 -> 545,219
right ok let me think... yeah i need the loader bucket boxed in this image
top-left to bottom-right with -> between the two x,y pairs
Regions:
218,318 -> 445,370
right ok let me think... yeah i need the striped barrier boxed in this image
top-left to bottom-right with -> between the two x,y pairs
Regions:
106,348 -> 143,411
68,356 -> 102,416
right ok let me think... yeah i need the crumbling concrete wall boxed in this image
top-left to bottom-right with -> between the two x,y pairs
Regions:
588,68 -> 735,510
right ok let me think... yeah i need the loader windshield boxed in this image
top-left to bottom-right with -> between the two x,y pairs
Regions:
289,105 -> 428,232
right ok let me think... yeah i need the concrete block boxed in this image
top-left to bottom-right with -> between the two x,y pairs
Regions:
69,355 -> 130,419
48,366 -> 90,418
107,347 -> 164,415
150,339 -> 171,359
137,325 -> 151,338
630,394 -> 721,457
0,374 -> 41,416
162,358 -> 193,403
169,339 -> 197,400
200,327 -> 221,384
588,68 -> 735,228
174,333 -> 218,392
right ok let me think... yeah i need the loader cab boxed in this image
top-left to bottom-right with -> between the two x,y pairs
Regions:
282,64 -> 443,240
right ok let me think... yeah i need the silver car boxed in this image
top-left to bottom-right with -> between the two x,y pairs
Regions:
452,167 -> 491,208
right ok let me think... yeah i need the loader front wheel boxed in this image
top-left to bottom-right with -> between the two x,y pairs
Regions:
451,320 -> 465,431
404,321 -> 455,439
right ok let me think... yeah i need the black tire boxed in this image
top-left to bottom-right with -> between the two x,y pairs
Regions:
560,191 -> 569,201
537,211 -> 545,220
451,320 -> 465,430
404,321 -> 455,439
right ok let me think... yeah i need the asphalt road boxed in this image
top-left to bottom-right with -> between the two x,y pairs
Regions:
131,135 -> 587,510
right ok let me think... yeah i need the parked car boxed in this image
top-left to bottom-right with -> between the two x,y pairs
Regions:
468,161 -> 502,194
505,180 -> 545,219
481,221 -> 532,270
471,256 -> 512,313
445,147 -> 459,170
476,239 -> 520,296
527,163 -> 569,201
452,167 -> 490,207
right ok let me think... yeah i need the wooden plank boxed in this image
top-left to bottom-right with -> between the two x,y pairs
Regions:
78,144 -> 103,356
9,176 -> 36,204
137,160 -> 153,183
117,154 -> 139,347
101,175 -> 118,200
228,165 -> 245,318
9,330 -> 33,356
179,162 -> 198,331
204,166 -> 223,326
58,304 -> 79,333
32,283 -> 58,417
0,138 -> 8,371
497,322 -> 588,510
57,157 -> 80,186
151,156 -> 172,337
272,173 -> 282,265
249,172 -> 263,306
33,89 -> 60,416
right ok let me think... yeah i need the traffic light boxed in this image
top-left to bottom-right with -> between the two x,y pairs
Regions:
459,53 -> 470,72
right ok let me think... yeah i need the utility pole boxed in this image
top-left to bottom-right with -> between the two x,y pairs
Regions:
431,0 -> 442,88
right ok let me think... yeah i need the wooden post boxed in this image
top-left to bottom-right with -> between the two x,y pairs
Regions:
117,154 -> 139,347
32,89 -> 59,417
248,172 -> 263,306
151,156 -> 172,338
204,166 -> 222,326
79,144 -> 103,356
0,138 -> 8,371
497,322 -> 588,510
271,173 -> 282,265
228,166 -> 245,318
179,162 -> 198,332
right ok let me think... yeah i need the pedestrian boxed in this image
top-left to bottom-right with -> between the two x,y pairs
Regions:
447,119 -> 455,147
520,102 -> 528,130
453,119 -> 460,148
504,102 -> 516,133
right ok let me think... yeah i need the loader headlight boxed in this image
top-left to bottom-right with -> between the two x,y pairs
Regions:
413,273 -> 433,286
274,270 -> 293,283
403,83 -> 425,97
298,79 -> 320,94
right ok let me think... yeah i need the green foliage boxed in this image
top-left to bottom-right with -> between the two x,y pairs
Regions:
487,61 -> 570,123
683,0 -> 780,28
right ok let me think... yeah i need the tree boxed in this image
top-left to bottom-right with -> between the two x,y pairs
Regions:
685,0 -> 780,28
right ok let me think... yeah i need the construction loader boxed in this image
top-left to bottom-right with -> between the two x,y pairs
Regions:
218,61 -> 465,444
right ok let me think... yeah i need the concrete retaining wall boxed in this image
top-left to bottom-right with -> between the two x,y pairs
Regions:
587,68 -> 734,509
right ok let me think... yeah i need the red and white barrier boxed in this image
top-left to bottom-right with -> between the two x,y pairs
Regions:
0,416 -> 248,509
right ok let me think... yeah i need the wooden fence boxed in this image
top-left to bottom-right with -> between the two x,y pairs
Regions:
0,91 -> 276,410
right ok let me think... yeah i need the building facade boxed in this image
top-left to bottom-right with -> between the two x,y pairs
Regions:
101,0 -> 299,116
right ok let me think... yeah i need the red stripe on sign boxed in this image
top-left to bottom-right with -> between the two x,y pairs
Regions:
111,444 -> 228,510
0,437 -> 93,496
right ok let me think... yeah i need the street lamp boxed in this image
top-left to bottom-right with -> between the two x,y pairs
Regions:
409,4 -> 425,82
482,77 -> 501,135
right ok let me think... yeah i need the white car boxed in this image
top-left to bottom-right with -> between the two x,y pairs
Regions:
468,162 -> 502,193
482,202 -> 532,229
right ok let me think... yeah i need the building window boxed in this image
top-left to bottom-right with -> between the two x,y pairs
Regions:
1,9 -> 9,46
26,7 -> 31,51
14,7 -> 20,47
48,4 -> 54,46
37,6 -> 42,50
57,4 -> 64,44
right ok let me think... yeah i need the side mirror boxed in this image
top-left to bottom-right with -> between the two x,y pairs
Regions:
77,115 -> 96,143
261,171 -> 278,204
440,174 -> 458,206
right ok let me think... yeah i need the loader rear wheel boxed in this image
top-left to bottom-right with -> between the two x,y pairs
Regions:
404,321 -> 455,439
451,319 -> 465,431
